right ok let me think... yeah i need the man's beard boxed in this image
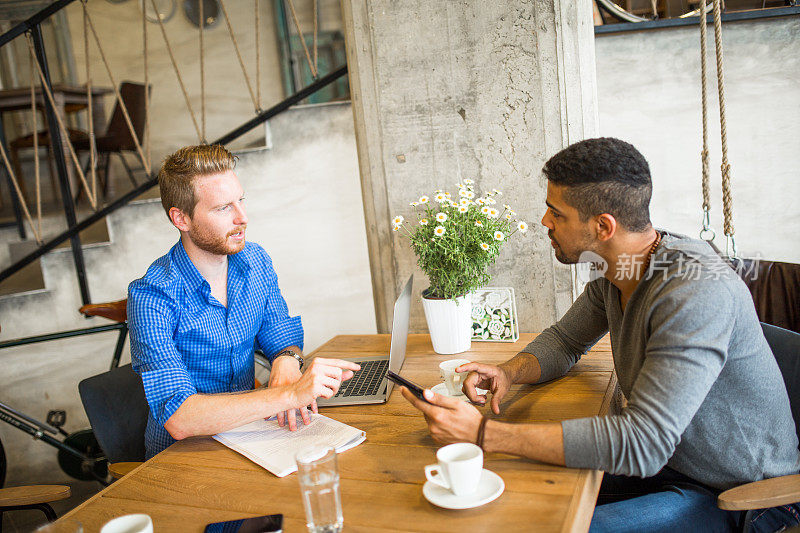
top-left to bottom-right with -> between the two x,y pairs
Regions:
549,229 -> 592,265
188,224 -> 247,256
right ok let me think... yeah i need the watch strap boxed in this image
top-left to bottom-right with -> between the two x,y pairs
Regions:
274,349 -> 303,369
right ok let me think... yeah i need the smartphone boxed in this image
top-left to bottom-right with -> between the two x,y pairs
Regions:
387,370 -> 431,403
204,514 -> 282,533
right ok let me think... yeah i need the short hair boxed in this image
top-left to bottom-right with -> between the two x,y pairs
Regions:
542,137 -> 652,232
158,144 -> 237,218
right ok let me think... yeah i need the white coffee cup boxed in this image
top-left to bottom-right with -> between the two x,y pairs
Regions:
439,358 -> 472,396
100,514 -> 153,533
424,442 -> 483,496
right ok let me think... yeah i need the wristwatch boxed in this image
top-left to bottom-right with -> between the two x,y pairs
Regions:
274,349 -> 304,369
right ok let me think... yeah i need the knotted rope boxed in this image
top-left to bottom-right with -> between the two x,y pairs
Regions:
286,0 -> 317,78
149,0 -> 202,142
84,9 -> 151,174
200,0 -> 206,141
29,43 -> 41,236
711,0 -> 734,244
218,0 -> 260,113
26,35 -> 97,210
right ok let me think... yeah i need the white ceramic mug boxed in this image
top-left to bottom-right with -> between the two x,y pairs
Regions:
424,442 -> 483,496
439,358 -> 472,396
100,514 -> 153,533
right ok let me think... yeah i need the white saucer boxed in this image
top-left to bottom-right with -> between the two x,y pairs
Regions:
423,469 -> 504,510
431,383 -> 488,402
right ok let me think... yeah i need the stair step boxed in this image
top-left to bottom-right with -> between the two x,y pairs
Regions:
0,258 -> 45,298
8,217 -> 111,263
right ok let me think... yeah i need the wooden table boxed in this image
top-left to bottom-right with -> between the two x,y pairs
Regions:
60,333 -> 617,532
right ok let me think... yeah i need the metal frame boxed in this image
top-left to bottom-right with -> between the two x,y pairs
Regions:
595,5 -> 800,34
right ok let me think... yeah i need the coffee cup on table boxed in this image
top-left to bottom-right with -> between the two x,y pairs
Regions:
100,514 -> 153,533
439,358 -> 472,396
424,443 -> 483,496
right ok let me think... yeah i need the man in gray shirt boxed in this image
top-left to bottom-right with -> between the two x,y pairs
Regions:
401,138 -> 800,532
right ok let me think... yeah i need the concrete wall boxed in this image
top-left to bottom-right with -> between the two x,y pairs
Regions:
343,0 -> 599,334
0,102 -> 374,528
595,16 -> 800,261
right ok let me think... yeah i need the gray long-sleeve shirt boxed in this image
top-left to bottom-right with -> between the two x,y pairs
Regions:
523,232 -> 800,489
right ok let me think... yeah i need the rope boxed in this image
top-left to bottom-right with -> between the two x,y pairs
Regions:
29,44 -> 41,237
313,0 -> 318,73
699,0 -> 710,213
218,0 -> 260,113
0,138 -> 42,243
143,0 -> 150,165
149,0 -> 202,142
285,0 -> 317,78
82,1 -> 97,202
255,0 -> 261,111
199,0 -> 205,141
84,10 -> 152,174
26,35 -> 97,210
712,0 -> 734,239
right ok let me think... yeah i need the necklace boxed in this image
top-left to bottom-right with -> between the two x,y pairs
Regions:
641,231 -> 662,279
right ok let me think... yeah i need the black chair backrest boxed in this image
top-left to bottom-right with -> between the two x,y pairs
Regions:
104,82 -> 148,151
762,322 -> 800,443
78,364 -> 148,463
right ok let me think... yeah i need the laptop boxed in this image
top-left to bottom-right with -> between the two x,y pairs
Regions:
317,275 -> 413,407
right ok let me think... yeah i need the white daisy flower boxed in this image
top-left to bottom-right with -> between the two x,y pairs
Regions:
459,190 -> 475,199
444,192 -> 451,198
392,215 -> 404,225
488,208 -> 499,218
493,188 -> 502,195
458,206 -> 468,213
475,220 -> 483,227
419,196 -> 429,204
420,218 -> 429,225
475,198 -> 485,205
410,201 -> 419,207
494,231 -> 505,241
434,225 -> 446,237
517,221 -> 528,233
448,200 -> 458,207
436,212 -> 448,222
459,198 -> 471,206
480,242 -> 490,251
392,225 -> 399,232
463,179 -> 474,185
434,193 -> 447,203
481,206 -> 491,215
486,197 -> 497,205
505,213 -> 513,220
503,204 -> 511,210
455,182 -> 465,189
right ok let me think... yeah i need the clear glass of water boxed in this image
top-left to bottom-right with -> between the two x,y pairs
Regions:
296,446 -> 343,533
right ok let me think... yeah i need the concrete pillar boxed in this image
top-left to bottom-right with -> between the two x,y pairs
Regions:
343,0 -> 598,333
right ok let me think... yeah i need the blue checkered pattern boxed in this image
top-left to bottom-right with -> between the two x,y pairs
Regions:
128,240 -> 303,458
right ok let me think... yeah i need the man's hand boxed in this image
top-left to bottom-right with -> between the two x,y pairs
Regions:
458,362 -> 512,415
285,358 -> 360,430
269,354 -> 310,430
400,387 -> 483,445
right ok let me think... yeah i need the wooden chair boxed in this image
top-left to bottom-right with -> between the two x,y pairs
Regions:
80,298 -> 128,370
0,484 -> 70,530
9,82 -> 148,203
717,323 -> 800,524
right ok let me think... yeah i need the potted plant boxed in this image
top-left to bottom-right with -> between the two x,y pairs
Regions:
392,180 -> 527,354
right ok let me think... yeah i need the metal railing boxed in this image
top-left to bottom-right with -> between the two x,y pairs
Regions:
0,0 -> 348,305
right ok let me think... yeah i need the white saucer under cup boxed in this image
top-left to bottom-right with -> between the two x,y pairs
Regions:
424,443 -> 483,496
423,469 -> 505,510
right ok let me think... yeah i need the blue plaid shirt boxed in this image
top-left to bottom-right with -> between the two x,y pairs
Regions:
128,240 -> 303,458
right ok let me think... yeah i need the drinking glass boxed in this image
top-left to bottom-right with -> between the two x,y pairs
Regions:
296,446 -> 343,533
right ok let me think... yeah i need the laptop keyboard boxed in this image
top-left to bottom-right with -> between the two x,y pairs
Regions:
334,359 -> 389,398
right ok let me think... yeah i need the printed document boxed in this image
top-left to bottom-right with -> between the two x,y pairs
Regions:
213,414 -> 366,477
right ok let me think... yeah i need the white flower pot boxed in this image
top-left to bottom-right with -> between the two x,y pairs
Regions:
421,292 -> 473,355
